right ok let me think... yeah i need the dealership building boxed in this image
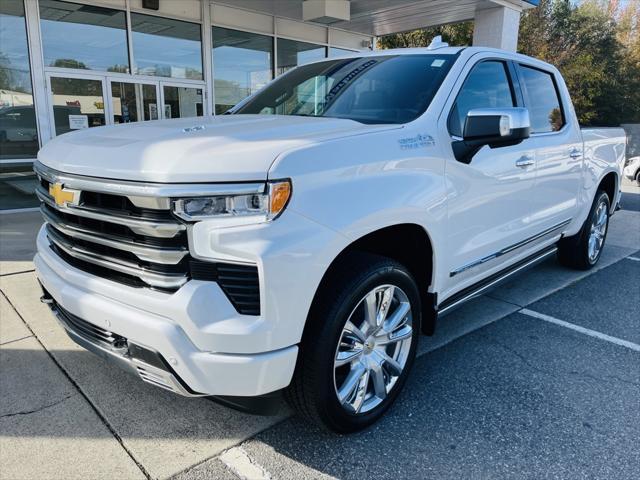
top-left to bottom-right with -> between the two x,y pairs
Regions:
0,0 -> 538,210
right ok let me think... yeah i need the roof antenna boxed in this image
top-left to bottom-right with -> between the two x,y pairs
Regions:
427,35 -> 449,50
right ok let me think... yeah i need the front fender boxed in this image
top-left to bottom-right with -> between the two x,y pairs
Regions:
270,128 -> 449,294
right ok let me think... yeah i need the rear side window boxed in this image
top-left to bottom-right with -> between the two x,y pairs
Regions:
518,65 -> 564,133
448,61 -> 515,137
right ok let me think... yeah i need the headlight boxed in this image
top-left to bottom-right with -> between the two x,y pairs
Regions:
172,179 -> 291,224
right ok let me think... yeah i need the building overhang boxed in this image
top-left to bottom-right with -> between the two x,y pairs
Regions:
213,0 -> 538,36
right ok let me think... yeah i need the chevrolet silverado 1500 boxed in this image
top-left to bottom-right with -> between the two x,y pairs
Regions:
35,39 -> 626,432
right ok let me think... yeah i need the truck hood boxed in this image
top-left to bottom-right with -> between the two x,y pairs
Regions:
38,115 -> 397,183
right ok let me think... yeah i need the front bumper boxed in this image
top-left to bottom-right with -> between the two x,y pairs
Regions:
34,241 -> 298,398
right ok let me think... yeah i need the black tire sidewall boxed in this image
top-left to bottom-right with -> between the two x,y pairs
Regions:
310,261 -> 421,432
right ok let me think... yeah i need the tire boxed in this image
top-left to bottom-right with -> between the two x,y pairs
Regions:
635,169 -> 640,185
558,190 -> 610,270
285,252 -> 421,433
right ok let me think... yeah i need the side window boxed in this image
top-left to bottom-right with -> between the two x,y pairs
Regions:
518,65 -> 564,133
448,61 -> 515,137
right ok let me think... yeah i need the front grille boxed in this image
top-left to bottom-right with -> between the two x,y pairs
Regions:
36,163 -> 261,315
37,176 -> 190,291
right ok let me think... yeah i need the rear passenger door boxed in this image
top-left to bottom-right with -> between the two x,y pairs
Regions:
515,63 -> 583,233
440,57 -> 538,296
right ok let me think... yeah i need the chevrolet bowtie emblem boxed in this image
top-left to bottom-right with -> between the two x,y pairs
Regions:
49,183 -> 80,207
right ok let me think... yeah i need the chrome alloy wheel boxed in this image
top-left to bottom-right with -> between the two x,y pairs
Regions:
588,199 -> 608,263
333,285 -> 413,414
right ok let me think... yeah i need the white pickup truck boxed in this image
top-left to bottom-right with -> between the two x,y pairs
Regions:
35,41 -> 626,432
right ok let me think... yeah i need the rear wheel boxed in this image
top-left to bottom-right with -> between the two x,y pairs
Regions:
285,253 -> 421,433
558,190 -> 610,270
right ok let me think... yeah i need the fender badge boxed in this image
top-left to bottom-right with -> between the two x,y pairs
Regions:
182,125 -> 206,133
398,133 -> 435,150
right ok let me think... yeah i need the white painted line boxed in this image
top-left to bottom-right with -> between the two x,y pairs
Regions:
0,207 -> 40,214
520,308 -> 640,352
220,446 -> 271,480
626,256 -> 640,262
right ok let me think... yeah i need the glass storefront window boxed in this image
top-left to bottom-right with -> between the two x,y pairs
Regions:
39,0 -> 129,73
0,0 -> 39,161
277,39 -> 326,75
212,27 -> 273,114
131,14 -> 203,80
49,77 -> 105,136
163,86 -> 203,119
111,82 -> 158,123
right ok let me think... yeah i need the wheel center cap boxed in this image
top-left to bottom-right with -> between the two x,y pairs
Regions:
364,338 -> 375,352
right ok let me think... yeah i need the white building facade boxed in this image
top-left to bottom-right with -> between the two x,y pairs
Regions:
0,0 -> 537,210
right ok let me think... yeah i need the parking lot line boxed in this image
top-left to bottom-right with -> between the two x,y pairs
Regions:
626,256 -> 640,262
520,308 -> 640,352
219,446 -> 271,480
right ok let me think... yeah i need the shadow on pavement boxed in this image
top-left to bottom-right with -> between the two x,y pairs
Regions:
247,313 -> 640,480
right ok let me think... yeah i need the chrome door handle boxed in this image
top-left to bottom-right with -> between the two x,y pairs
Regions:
516,155 -> 534,168
569,149 -> 582,159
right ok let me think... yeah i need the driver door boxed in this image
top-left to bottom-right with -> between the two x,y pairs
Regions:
440,58 -> 538,297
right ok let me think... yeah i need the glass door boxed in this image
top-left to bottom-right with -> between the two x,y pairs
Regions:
109,80 -> 160,124
46,73 -> 108,137
160,83 -> 204,119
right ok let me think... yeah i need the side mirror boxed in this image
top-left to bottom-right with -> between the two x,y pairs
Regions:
452,107 -> 531,164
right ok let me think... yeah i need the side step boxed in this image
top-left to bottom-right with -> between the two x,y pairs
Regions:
437,245 -> 558,317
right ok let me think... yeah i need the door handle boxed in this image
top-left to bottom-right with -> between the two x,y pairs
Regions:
569,149 -> 582,159
516,155 -> 534,168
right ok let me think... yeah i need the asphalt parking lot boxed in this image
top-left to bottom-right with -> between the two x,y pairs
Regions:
1,180 -> 639,480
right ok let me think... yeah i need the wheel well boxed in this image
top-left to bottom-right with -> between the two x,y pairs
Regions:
319,224 -> 436,335
599,172 -> 617,208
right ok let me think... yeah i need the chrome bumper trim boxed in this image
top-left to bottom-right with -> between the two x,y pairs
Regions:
44,295 -> 204,398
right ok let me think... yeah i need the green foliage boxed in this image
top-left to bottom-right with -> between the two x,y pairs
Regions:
377,22 -> 473,49
519,0 -> 639,125
377,0 -> 640,125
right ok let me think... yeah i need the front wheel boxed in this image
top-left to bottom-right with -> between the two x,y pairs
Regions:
558,190 -> 610,270
285,253 -> 421,433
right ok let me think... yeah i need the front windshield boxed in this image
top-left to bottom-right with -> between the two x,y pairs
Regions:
233,54 -> 455,124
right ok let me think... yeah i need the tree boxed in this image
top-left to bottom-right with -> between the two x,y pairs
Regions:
377,0 -> 640,125
377,22 -> 473,49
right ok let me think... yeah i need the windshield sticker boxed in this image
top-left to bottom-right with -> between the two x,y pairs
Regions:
431,59 -> 446,67
399,134 -> 435,150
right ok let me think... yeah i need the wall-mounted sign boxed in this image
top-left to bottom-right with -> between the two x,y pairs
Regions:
68,115 -> 89,130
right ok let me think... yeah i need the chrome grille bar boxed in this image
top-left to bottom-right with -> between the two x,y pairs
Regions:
36,186 -> 185,238
41,206 -> 188,265
46,225 -> 188,289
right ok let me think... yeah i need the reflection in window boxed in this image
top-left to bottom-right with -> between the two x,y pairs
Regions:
212,27 -> 273,114
237,55 -> 455,125
519,65 -> 564,133
0,163 -> 40,210
277,39 -> 325,75
131,14 -> 203,80
39,0 -> 129,72
448,61 -> 514,137
0,0 -> 39,160
50,77 -> 105,136
329,47 -> 355,57
163,86 -> 203,119
111,82 -> 158,123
